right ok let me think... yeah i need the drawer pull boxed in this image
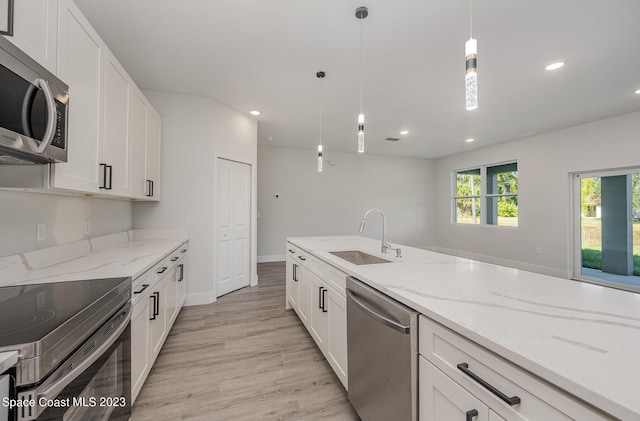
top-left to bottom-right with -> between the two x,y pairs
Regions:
157,266 -> 168,274
181,248 -> 187,253
133,283 -> 150,294
298,256 -> 306,261
466,409 -> 478,421
171,257 -> 179,261
288,249 -> 295,253
457,363 -> 521,406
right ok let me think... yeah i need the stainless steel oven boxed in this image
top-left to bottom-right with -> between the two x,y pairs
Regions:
0,278 -> 131,421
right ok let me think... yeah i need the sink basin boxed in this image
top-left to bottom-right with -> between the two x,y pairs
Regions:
329,250 -> 393,265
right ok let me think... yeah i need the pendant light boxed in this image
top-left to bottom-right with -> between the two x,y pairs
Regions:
465,0 -> 478,111
316,71 -> 325,172
355,6 -> 368,153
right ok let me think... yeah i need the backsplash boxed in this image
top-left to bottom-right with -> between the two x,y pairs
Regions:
0,190 -> 133,257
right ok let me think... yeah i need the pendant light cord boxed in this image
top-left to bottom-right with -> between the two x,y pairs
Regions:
319,76 -> 323,147
469,0 -> 473,38
359,16 -> 364,114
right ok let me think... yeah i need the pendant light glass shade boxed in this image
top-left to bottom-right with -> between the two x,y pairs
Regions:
465,37 -> 478,111
357,113 -> 365,153
316,71 -> 325,172
317,144 -> 323,172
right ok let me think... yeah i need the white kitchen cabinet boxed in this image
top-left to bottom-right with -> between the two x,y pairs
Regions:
131,244 -> 188,403
308,270 -> 328,353
101,48 -> 131,196
419,316 -> 612,421
51,0 -> 105,193
129,85 -> 161,200
3,0 -> 58,74
285,241 -> 349,389
420,356 -> 490,421
131,277 -> 151,402
326,286 -> 348,388
146,105 -> 161,200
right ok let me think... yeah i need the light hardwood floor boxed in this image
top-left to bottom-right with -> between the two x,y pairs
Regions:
131,262 -> 360,421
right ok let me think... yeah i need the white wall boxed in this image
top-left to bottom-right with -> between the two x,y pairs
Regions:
0,190 -> 132,257
434,111 -> 640,277
133,90 -> 258,305
257,146 -> 435,260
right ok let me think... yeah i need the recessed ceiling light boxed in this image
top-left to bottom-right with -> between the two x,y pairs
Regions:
400,130 -> 409,135
635,89 -> 640,94
545,61 -> 565,71
250,110 -> 261,116
465,138 -> 475,143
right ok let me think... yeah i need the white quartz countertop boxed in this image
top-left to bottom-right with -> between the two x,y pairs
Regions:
288,235 -> 640,420
0,351 -> 18,373
0,229 -> 188,287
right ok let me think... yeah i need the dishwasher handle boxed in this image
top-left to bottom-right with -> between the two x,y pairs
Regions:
347,288 -> 410,334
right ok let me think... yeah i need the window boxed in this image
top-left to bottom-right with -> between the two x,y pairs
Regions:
573,167 -> 640,292
453,162 -> 518,226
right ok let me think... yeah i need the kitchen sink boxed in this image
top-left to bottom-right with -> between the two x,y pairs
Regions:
329,250 -> 393,265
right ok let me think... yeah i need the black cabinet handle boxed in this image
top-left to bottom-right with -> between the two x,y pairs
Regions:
288,249 -> 295,253
321,287 -> 327,312
318,286 -> 323,310
181,248 -> 187,253
150,180 -> 154,196
293,263 -> 298,282
178,264 -> 184,282
100,163 -> 107,189
107,165 -> 113,190
157,266 -> 168,274
298,256 -> 306,261
457,363 -> 521,406
133,283 -> 149,295
465,409 -> 478,421
171,257 -> 179,262
150,292 -> 158,320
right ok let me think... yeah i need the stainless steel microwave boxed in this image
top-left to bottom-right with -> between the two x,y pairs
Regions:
0,36 -> 68,164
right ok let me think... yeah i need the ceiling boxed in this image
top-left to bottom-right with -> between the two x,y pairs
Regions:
73,0 -> 640,159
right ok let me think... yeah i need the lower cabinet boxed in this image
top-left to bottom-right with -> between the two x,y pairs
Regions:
419,316 -> 613,421
285,241 -> 348,389
131,244 -> 188,402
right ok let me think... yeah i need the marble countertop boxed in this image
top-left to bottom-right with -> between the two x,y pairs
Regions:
0,229 -> 188,287
0,351 -> 18,373
288,235 -> 640,420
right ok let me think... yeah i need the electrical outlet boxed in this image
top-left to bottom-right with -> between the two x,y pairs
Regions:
84,220 -> 91,235
36,222 -> 46,242
535,247 -> 541,255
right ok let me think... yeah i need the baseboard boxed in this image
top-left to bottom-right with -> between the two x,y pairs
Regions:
432,246 -> 570,279
258,254 -> 285,263
184,290 -> 216,306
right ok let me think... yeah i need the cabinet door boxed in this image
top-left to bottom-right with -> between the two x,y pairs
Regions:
3,0 -> 58,74
164,266 -> 179,330
131,294 -> 150,403
52,0 -> 104,192
285,257 -> 299,310
420,356 -> 489,421
308,271 -> 328,353
327,287 -> 348,389
149,277 -> 168,361
129,87 -> 148,199
296,265 -> 311,326
102,49 -> 131,196
146,105 -> 161,200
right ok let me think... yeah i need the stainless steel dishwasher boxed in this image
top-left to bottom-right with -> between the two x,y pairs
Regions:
346,276 -> 418,421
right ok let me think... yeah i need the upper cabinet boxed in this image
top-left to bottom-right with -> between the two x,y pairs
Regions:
4,0 -> 161,200
51,0 -> 105,193
3,0 -> 59,74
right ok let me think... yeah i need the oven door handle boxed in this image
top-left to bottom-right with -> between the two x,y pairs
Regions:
32,303 -> 131,409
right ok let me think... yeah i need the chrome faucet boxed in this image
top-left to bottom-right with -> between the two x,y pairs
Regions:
358,208 -> 401,257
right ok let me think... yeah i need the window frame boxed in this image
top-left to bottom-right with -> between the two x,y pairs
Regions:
452,160 -> 518,227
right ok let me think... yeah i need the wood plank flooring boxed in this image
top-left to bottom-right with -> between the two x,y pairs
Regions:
131,262 -> 360,420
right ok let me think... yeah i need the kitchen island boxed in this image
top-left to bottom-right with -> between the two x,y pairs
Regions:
287,235 -> 640,420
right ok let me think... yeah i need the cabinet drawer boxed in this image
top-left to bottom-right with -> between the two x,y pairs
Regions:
419,316 -> 611,420
286,243 -> 312,266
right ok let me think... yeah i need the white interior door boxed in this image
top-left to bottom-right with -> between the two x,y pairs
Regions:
216,159 -> 251,297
